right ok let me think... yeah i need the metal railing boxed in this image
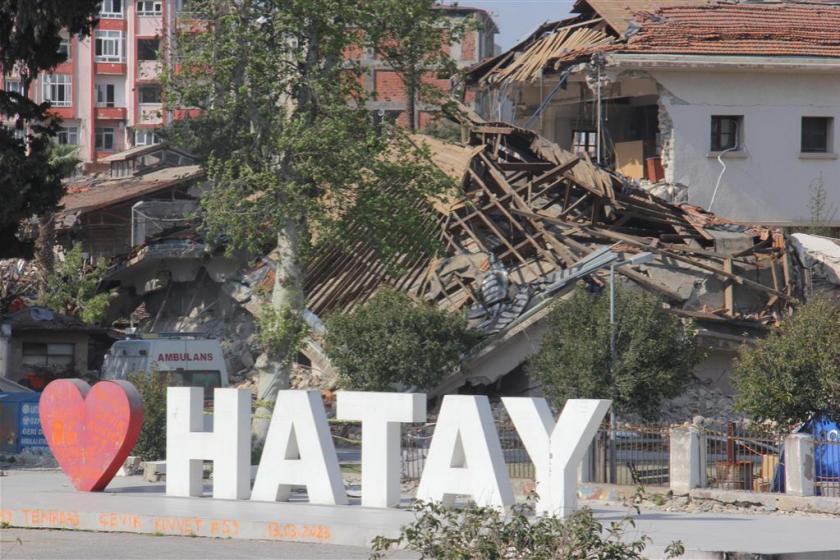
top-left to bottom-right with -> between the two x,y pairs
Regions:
815,437 -> 840,497
589,421 -> 671,487
702,421 -> 783,493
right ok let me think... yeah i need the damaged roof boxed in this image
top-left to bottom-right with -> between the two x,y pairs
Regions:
469,2 -> 840,86
303,107 -> 791,329
574,0 -> 709,35
58,165 -> 204,216
2,307 -> 102,333
623,3 -> 840,58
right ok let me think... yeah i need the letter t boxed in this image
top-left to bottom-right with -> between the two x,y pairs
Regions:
336,392 -> 426,508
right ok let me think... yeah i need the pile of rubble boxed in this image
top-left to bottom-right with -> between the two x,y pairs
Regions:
0,258 -> 40,314
306,110 -> 795,339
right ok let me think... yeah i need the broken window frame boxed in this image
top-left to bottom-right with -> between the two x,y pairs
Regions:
138,84 -> 162,104
801,116 -> 833,154
572,129 -> 598,158
710,115 -> 742,152
137,38 -> 160,61
22,343 -> 75,369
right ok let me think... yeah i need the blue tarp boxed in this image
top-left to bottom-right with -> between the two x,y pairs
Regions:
772,415 -> 840,494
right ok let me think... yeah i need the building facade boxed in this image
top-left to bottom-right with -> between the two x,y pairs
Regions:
1,0 -> 190,166
468,1 -> 840,228
353,6 -> 498,130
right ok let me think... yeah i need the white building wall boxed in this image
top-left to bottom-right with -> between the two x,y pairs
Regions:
654,69 -> 840,226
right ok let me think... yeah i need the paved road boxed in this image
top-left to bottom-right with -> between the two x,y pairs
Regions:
0,528 -> 415,560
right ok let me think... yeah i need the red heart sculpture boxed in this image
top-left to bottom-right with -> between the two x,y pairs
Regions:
40,379 -> 144,492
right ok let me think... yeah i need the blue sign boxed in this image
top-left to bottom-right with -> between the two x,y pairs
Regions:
18,400 -> 48,452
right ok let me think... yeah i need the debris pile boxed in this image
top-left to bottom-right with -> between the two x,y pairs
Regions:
0,259 -> 41,314
305,111 -> 795,340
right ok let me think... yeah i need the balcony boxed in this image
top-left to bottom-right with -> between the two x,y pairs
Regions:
95,62 -> 127,75
95,106 -> 127,120
48,107 -> 75,119
137,60 -> 160,82
138,103 -> 163,125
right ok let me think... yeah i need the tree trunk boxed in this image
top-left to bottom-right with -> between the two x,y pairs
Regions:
251,220 -> 305,446
406,66 -> 417,133
35,215 -> 55,293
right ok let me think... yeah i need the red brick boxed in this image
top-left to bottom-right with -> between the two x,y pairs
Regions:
418,111 -> 438,129
461,30 -> 476,61
374,70 -> 405,102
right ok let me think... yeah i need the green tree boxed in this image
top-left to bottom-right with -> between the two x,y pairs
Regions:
362,1 -> 469,132
324,289 -> 478,391
529,287 -> 699,420
37,244 -> 114,325
733,298 -> 840,427
128,370 -> 167,461
163,0 -> 455,444
0,1 -> 101,257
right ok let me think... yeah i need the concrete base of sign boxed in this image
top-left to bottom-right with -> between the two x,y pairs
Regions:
0,470 -> 411,548
4,470 -> 840,558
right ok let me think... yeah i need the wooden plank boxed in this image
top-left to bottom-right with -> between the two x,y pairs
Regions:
515,208 -> 791,300
723,258 -> 734,316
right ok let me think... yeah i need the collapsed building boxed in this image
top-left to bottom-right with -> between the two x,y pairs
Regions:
298,110 -> 813,404
466,1 -> 840,230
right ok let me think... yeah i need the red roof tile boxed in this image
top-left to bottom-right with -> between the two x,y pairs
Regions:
623,4 -> 840,58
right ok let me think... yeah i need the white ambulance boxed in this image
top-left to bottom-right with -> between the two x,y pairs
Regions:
101,333 -> 229,403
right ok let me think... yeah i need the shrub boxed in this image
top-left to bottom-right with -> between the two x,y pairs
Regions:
128,371 -> 167,461
325,288 -> 480,391
38,243 -> 114,324
528,286 -> 699,420
733,298 -> 840,427
370,498 -> 684,559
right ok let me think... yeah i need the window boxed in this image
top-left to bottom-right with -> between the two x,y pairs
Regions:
134,128 -> 160,146
95,127 -> 115,151
58,38 -> 70,61
802,117 -> 833,154
100,0 -> 123,18
137,0 -> 162,15
57,126 -> 79,145
95,31 -> 124,62
5,78 -> 23,96
137,38 -> 160,61
138,84 -> 161,104
572,130 -> 598,158
22,343 -> 75,370
711,115 -> 742,152
96,83 -> 116,107
42,74 -> 71,107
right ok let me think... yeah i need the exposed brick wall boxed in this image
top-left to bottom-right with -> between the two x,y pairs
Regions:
418,110 -> 437,129
373,69 -> 405,102
461,30 -> 476,61
421,72 -> 451,95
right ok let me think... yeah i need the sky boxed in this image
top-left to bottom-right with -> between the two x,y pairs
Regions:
457,0 -> 577,49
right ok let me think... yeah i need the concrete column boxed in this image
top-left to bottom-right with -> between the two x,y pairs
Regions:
670,426 -> 704,493
785,433 -> 815,497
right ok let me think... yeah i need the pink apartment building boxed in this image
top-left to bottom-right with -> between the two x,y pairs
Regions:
1,0 -> 191,166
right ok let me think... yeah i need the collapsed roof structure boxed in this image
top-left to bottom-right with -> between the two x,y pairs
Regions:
295,107 -> 809,392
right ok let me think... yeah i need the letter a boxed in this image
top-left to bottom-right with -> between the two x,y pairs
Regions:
251,390 -> 347,505
416,395 -> 513,508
